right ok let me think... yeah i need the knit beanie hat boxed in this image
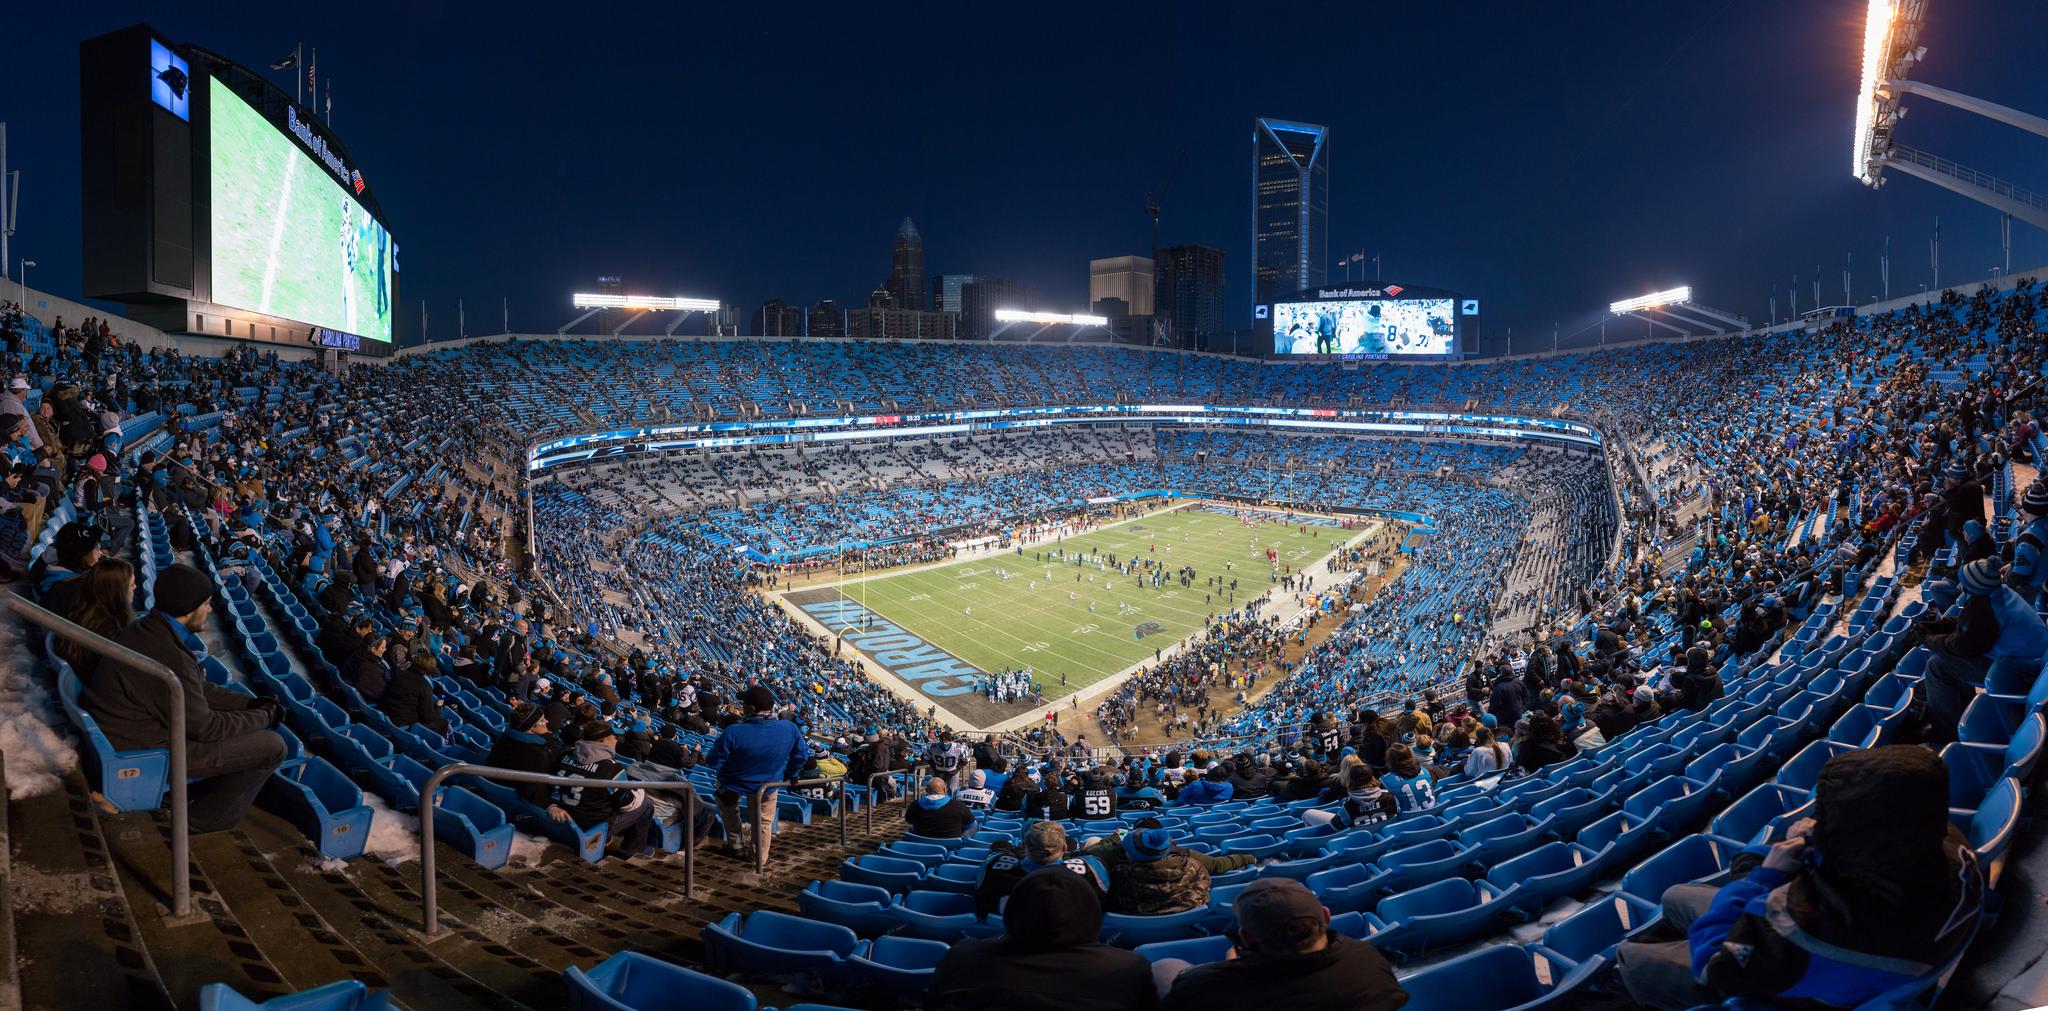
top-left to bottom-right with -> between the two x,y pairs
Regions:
2025,480 -> 2048,517
1959,557 -> 2003,596
153,564 -> 212,617
1122,828 -> 1173,863
743,685 -> 776,712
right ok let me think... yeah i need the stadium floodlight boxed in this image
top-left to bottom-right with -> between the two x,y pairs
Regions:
1851,0 -> 1900,185
1849,0 -> 2048,231
1608,286 -> 1692,315
993,309 -> 1109,326
570,292 -> 721,311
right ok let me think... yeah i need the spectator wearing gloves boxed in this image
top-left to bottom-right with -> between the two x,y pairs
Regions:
1616,746 -> 1983,1010
1159,877 -> 1405,1011
81,564 -> 286,833
704,684 -> 808,865
929,865 -> 1157,1011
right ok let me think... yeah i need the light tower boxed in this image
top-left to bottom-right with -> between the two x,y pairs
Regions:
1852,0 -> 2048,230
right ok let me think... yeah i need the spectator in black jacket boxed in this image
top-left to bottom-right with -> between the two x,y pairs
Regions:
1160,878 -> 1405,1011
381,650 -> 448,734
906,776 -> 978,838
548,720 -> 654,859
485,704 -> 558,806
929,866 -> 1157,1011
344,633 -> 392,702
1488,670 -> 1526,729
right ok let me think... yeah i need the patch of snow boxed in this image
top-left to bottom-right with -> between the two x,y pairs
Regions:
506,830 -> 551,866
0,619 -> 81,800
360,793 -> 422,863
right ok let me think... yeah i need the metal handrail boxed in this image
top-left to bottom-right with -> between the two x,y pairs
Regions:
417,762 -> 700,939
746,775 -> 848,873
4,590 -> 197,923
863,763 -> 928,835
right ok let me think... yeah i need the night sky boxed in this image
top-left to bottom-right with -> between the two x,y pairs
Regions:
7,0 -> 2048,351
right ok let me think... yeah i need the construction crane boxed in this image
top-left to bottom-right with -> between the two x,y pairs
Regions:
1145,147 -> 1188,260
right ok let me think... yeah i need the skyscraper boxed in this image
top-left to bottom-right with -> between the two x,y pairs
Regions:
884,217 -> 926,311
1155,244 -> 1226,350
1252,118 -> 1328,310
929,273 -> 978,314
960,277 -> 1037,340
808,300 -> 844,338
1089,256 -> 1154,316
752,298 -> 803,337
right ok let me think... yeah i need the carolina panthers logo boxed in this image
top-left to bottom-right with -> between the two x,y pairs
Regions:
1133,621 -> 1166,640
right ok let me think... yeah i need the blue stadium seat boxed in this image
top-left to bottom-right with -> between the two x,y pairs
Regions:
1398,942 -> 1603,1011
920,862 -> 984,895
838,854 -> 927,894
198,980 -> 393,1011
1372,839 -> 1476,895
1099,907 -> 1210,948
1964,777 -> 2022,887
887,890 -> 998,941
1458,812 -> 1551,864
565,952 -> 756,1011
846,935 -> 948,1002
797,880 -> 900,936
257,756 -> 373,861
1619,834 -> 1736,911
1943,714 -> 2046,806
55,668 -> 170,813
702,910 -> 859,983
1135,934 -> 1234,964
1486,841 -> 1602,916
1524,785 -> 1617,838
1709,784 -> 1814,847
1369,877 -> 1519,960
431,785 -> 515,870
1306,862 -> 1389,915
1533,892 -> 1661,971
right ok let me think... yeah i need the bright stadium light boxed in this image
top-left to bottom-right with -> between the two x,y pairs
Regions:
1608,286 -> 1692,315
1852,0 -> 1901,184
993,308 -> 1109,326
571,292 -> 721,311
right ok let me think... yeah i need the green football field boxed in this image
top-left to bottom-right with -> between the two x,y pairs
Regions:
209,76 -> 394,343
793,505 -> 1357,708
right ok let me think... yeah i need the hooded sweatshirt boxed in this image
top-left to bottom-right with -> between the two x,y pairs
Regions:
905,790 -> 977,838
550,739 -> 637,827
929,868 -> 1158,1011
1688,746 -> 1984,1006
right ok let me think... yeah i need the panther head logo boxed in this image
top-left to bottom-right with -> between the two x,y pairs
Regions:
1133,621 -> 1167,640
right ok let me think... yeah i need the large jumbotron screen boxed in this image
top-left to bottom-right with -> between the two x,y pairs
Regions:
1273,297 -> 1455,356
208,77 -> 395,343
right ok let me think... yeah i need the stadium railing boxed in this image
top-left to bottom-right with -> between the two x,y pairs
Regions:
4,590 -> 201,925
748,775 -> 850,873
864,765 -> 929,835
416,763 -> 703,939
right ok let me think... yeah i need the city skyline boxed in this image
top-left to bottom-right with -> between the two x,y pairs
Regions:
6,3 -> 2048,350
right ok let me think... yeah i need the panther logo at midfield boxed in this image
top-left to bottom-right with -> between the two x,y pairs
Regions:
1133,621 -> 1166,640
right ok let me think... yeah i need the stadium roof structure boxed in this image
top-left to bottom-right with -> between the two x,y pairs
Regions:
1852,0 -> 2048,231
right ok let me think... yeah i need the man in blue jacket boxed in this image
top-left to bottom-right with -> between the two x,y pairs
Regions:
1616,746 -> 1982,1009
705,684 -> 808,865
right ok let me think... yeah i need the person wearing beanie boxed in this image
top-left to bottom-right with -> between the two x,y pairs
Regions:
1918,557 -> 2048,743
28,520 -> 106,617
930,866 -> 1157,1011
80,563 -> 286,834
379,650 -> 448,734
1617,746 -> 1983,1010
1082,822 -> 1253,916
1160,877 -> 1405,1011
547,720 -> 654,859
486,703 -> 560,806
954,768 -> 996,810
704,683 -> 808,864
973,820 -> 1109,921
1923,518 -> 2001,611
1941,458 -> 1986,543
2007,479 -> 2048,605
